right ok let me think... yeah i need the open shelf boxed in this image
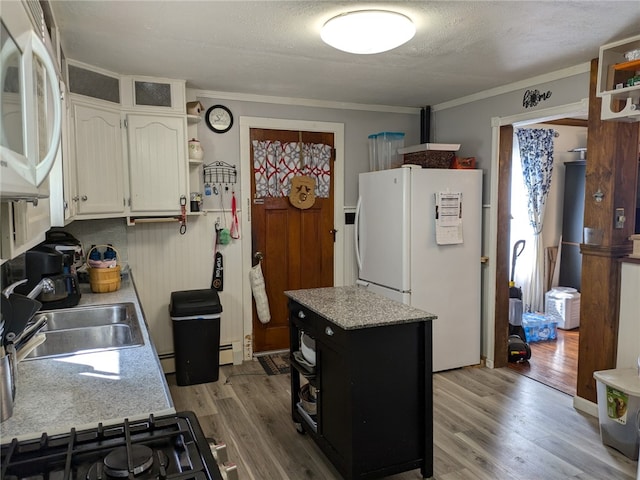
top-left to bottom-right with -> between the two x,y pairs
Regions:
597,34 -> 640,121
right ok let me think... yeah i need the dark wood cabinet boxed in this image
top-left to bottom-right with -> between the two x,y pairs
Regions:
288,298 -> 433,479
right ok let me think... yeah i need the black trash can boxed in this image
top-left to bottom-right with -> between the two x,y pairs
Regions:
170,289 -> 223,386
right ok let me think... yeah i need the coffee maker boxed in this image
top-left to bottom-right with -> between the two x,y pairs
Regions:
17,246 -> 81,309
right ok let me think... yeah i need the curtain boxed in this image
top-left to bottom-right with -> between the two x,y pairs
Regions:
252,140 -> 331,198
515,128 -> 556,312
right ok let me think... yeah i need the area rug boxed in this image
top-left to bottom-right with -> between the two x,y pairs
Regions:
258,352 -> 290,375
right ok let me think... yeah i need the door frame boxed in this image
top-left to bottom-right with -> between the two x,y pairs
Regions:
239,116 -> 345,360
487,98 -> 589,368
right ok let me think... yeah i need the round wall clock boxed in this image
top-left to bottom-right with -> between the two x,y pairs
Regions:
205,105 -> 233,133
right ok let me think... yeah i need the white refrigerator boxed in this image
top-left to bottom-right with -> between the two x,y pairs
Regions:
355,165 -> 483,372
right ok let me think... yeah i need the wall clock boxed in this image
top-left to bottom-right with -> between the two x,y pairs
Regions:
205,105 -> 233,133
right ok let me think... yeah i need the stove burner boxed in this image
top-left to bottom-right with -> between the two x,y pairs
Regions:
104,445 -> 154,477
86,445 -> 170,479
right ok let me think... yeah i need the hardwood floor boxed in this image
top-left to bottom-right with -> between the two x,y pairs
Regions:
507,328 -> 579,396
167,360 -> 637,480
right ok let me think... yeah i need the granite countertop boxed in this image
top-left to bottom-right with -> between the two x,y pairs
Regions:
285,286 -> 436,330
0,277 -> 174,442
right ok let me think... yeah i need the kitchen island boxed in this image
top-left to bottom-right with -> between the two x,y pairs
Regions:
0,277 -> 174,441
286,286 -> 436,480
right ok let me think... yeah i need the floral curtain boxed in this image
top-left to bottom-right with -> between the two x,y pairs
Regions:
515,128 -> 556,312
252,140 -> 331,198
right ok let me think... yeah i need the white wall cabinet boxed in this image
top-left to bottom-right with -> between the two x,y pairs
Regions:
1,196 -> 51,262
126,114 -> 188,214
616,261 -> 640,368
72,101 -> 126,216
49,84 -> 77,226
62,64 -> 190,220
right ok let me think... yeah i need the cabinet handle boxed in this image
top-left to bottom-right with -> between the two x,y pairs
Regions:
325,326 -> 334,336
81,195 -> 88,201
72,196 -> 79,202
297,310 -> 306,319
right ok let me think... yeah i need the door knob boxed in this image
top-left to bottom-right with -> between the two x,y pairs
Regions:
254,251 -> 264,261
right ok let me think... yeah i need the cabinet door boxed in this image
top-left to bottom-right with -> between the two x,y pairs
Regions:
317,339 -> 350,462
1,196 -> 51,261
72,102 -> 125,215
126,114 -> 187,214
49,87 -> 76,225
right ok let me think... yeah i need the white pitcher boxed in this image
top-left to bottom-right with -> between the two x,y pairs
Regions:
188,139 -> 204,161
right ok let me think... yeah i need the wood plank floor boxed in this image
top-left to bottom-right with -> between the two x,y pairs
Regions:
507,328 -> 579,396
167,361 -> 637,480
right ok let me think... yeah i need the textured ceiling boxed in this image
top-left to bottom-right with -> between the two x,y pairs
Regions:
50,1 -> 640,108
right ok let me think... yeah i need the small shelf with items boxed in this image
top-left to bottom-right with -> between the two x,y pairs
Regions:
597,34 -> 640,121
187,114 -> 202,125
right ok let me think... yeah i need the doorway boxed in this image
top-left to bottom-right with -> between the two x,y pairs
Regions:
239,117 -> 345,360
505,121 -> 586,396
490,99 -> 589,396
249,128 -> 335,353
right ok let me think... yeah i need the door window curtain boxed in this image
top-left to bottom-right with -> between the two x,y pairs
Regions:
252,140 -> 331,198
515,128 -> 556,313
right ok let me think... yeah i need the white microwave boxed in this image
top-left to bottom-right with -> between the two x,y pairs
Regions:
1,1 -> 62,201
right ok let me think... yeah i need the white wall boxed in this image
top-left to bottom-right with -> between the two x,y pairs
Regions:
431,65 -> 592,364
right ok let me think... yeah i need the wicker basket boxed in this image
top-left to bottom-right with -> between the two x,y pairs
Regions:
87,245 -> 121,293
403,150 -> 455,169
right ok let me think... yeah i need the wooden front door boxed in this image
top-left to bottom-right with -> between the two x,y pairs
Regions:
250,128 -> 335,353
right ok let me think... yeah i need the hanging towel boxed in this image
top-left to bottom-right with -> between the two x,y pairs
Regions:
249,262 -> 271,324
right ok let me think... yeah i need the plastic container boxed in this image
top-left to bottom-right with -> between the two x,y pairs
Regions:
593,368 -> 640,460
368,132 -> 404,171
170,289 -> 223,386
545,287 -> 581,330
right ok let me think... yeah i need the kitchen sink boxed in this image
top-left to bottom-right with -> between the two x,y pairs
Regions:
23,303 -> 144,360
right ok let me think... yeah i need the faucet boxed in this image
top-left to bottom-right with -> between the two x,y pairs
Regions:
2,278 -> 55,299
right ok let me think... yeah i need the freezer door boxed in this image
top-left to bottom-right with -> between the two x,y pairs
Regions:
356,168 -> 410,292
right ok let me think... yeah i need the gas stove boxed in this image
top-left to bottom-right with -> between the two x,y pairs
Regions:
0,411 -> 237,480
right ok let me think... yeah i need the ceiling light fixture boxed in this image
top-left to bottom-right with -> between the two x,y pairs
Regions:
321,10 -> 415,55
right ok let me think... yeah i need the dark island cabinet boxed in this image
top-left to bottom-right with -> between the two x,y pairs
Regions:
288,297 -> 433,479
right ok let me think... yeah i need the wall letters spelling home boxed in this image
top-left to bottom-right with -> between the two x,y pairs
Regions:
523,89 -> 552,108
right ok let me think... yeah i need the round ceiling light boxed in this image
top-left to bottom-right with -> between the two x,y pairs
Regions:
321,10 -> 416,55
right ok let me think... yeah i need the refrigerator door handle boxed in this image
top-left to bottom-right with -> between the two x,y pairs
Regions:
354,196 -> 363,271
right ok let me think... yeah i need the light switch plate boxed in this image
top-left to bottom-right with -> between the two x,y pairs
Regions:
615,208 -> 625,228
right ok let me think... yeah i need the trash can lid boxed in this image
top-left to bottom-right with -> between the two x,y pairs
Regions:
593,368 -> 640,396
170,288 -> 222,316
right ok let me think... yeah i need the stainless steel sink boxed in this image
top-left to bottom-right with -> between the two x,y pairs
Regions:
23,303 -> 144,360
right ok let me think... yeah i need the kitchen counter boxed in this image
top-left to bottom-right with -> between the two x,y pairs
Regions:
284,285 -> 436,329
0,277 -> 174,441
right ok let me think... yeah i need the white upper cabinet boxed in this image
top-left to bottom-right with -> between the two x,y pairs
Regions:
121,76 -> 186,114
72,102 -> 126,216
126,114 -> 187,214
58,61 -> 190,220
